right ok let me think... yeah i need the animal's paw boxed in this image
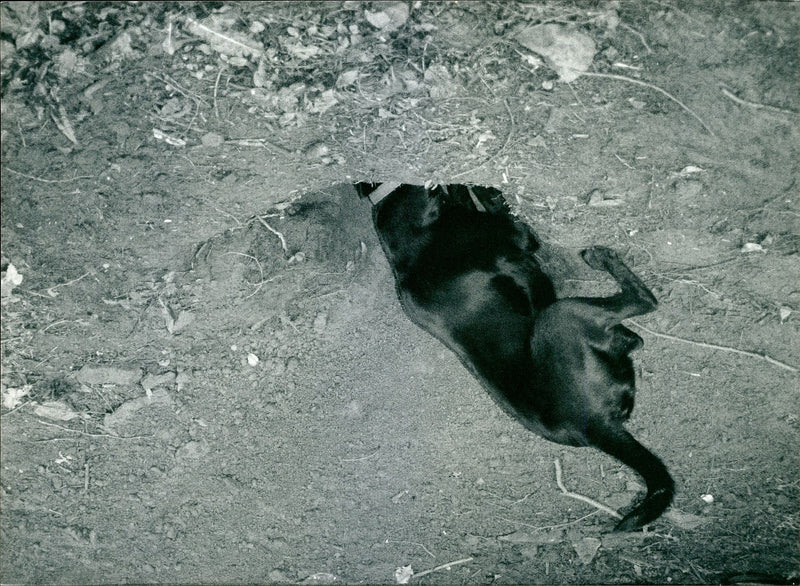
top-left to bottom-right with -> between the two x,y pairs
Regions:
580,246 -> 618,271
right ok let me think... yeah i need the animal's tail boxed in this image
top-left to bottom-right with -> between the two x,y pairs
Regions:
588,424 -> 675,531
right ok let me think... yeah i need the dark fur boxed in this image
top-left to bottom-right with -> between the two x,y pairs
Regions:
356,182 -> 674,531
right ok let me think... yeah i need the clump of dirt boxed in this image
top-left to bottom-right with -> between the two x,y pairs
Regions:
1,2 -> 798,584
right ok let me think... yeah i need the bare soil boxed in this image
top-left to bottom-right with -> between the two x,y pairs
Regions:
1,2 -> 798,584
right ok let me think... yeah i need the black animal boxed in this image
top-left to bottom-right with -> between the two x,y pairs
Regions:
355,182 -> 674,531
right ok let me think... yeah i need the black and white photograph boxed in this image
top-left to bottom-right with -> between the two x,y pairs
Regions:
1,1 -> 797,583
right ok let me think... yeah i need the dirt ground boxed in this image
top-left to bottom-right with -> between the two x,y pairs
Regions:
1,2 -> 798,584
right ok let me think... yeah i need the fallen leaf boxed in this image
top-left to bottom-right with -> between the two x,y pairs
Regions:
679,165 -> 705,176
253,57 -> 270,88
365,2 -> 409,32
664,509 -> 709,530
309,89 -> 339,114
34,401 -> 78,421
336,69 -> 359,88
153,128 -> 186,147
741,242 -> 764,253
1,263 -> 24,298
103,388 -> 173,433
76,365 -> 142,386
301,573 -> 338,584
2,385 -> 31,410
572,536 -> 601,565
184,16 -> 264,58
515,24 -> 596,83
394,566 -> 413,584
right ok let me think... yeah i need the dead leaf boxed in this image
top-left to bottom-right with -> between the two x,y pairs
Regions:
76,365 -> 142,386
152,128 -> 186,147
741,242 -> 765,253
1,263 -> 24,298
336,69 -> 359,88
34,401 -> 78,421
284,39 -> 321,60
365,2 -> 409,32
51,105 -> 78,145
572,536 -> 601,565
2,385 -> 31,409
253,57 -> 270,88
394,566 -> 413,584
103,388 -> 173,433
515,24 -> 596,83
184,16 -> 264,58
308,89 -> 338,114
664,509 -> 709,530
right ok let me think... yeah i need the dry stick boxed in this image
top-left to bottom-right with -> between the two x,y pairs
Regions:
619,22 -> 652,54
35,419 -> 151,440
385,539 -> 436,559
44,270 -> 93,297
719,85 -> 799,116
451,98 -> 515,179
627,320 -> 799,373
213,67 -> 224,119
5,168 -> 94,183
223,252 -> 264,281
256,216 -> 289,252
226,137 -> 293,155
577,71 -> 715,136
412,557 -> 474,580
497,510 -> 599,531
1,401 -> 31,418
553,458 -> 623,520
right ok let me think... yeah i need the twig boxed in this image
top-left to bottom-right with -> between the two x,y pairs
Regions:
213,206 -> 242,227
34,419 -> 152,440
42,270 -> 93,298
213,67 -> 224,119
412,557 -> 473,580
84,463 -> 90,493
152,72 -> 208,106
223,251 -> 270,299
225,137 -> 292,155
497,510 -> 599,531
719,85 -> 798,116
1,401 -> 31,418
223,252 -> 264,281
5,168 -> 94,183
554,458 -> 623,520
578,71 -> 715,136
385,539 -> 436,558
619,22 -> 652,54
627,320 -> 799,373
452,98 -> 515,179
256,216 -> 289,252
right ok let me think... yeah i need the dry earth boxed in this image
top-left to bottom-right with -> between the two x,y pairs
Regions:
1,2 -> 798,584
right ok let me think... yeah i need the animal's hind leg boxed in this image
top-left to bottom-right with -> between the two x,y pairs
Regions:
580,246 -> 657,323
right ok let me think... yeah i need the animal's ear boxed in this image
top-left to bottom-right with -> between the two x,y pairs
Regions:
354,182 -> 380,199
